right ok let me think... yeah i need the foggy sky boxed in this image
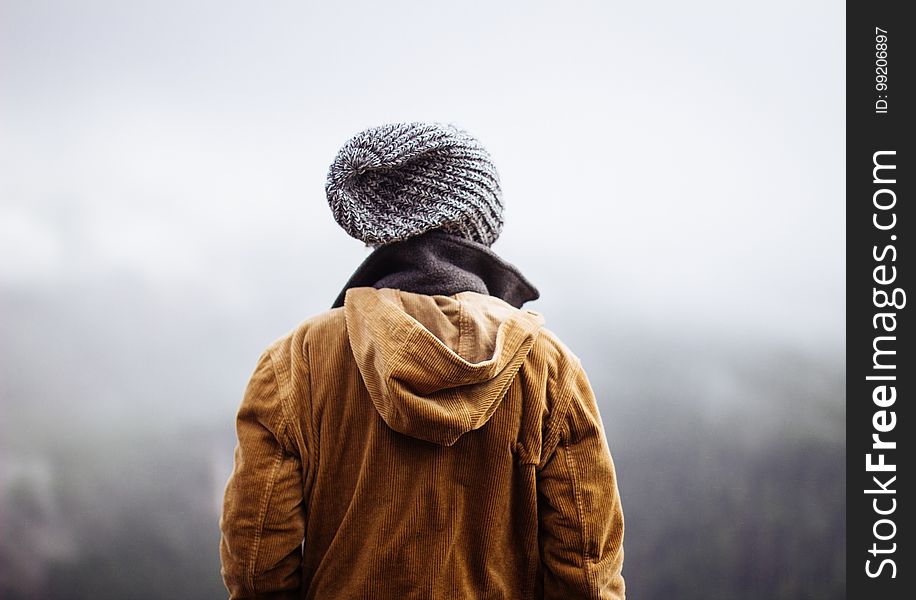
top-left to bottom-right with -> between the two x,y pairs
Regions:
1,0 -> 845,383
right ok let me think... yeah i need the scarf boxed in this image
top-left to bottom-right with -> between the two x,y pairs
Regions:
331,229 -> 540,309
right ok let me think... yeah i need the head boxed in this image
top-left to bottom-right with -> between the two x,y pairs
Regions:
325,121 -> 504,249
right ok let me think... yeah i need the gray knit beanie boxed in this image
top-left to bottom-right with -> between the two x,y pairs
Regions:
325,121 -> 504,247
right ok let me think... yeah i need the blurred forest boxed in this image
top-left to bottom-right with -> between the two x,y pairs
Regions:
0,283 -> 845,599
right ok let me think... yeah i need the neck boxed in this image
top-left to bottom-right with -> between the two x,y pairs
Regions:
331,229 -> 540,309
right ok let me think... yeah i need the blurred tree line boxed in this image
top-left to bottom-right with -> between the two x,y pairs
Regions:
0,336 -> 844,599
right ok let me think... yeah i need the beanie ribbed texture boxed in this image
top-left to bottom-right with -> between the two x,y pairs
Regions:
325,121 -> 504,247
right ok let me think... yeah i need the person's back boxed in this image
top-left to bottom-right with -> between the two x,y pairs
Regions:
219,122 -> 625,599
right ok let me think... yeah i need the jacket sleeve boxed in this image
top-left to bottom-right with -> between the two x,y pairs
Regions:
537,357 -> 626,600
219,349 -> 306,600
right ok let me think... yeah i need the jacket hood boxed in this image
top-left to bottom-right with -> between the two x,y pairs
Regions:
344,286 -> 546,446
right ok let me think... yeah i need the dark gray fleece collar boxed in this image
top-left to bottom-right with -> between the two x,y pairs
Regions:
331,229 -> 540,309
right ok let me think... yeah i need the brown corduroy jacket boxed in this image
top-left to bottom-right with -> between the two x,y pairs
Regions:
219,285 -> 625,599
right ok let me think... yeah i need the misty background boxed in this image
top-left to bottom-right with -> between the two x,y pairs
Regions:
0,1 -> 845,598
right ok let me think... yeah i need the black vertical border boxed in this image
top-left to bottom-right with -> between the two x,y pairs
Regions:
848,1 -> 912,597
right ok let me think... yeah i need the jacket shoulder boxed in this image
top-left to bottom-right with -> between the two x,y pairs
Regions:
527,324 -> 589,460
262,306 -> 348,360
534,324 -> 584,371
255,307 -> 348,451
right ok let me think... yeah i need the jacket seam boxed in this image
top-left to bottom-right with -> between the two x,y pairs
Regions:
454,300 -> 474,431
562,434 -> 597,599
245,422 -> 287,591
568,357 -> 602,597
267,347 -> 301,457
457,296 -> 468,360
534,355 -> 581,470
298,338 -> 318,455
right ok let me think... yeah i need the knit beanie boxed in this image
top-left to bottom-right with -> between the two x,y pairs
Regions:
325,121 -> 504,247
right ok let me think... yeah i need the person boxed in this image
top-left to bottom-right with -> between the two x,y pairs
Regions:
218,121 -> 626,599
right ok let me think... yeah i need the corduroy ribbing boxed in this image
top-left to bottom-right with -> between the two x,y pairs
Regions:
219,287 -> 626,599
